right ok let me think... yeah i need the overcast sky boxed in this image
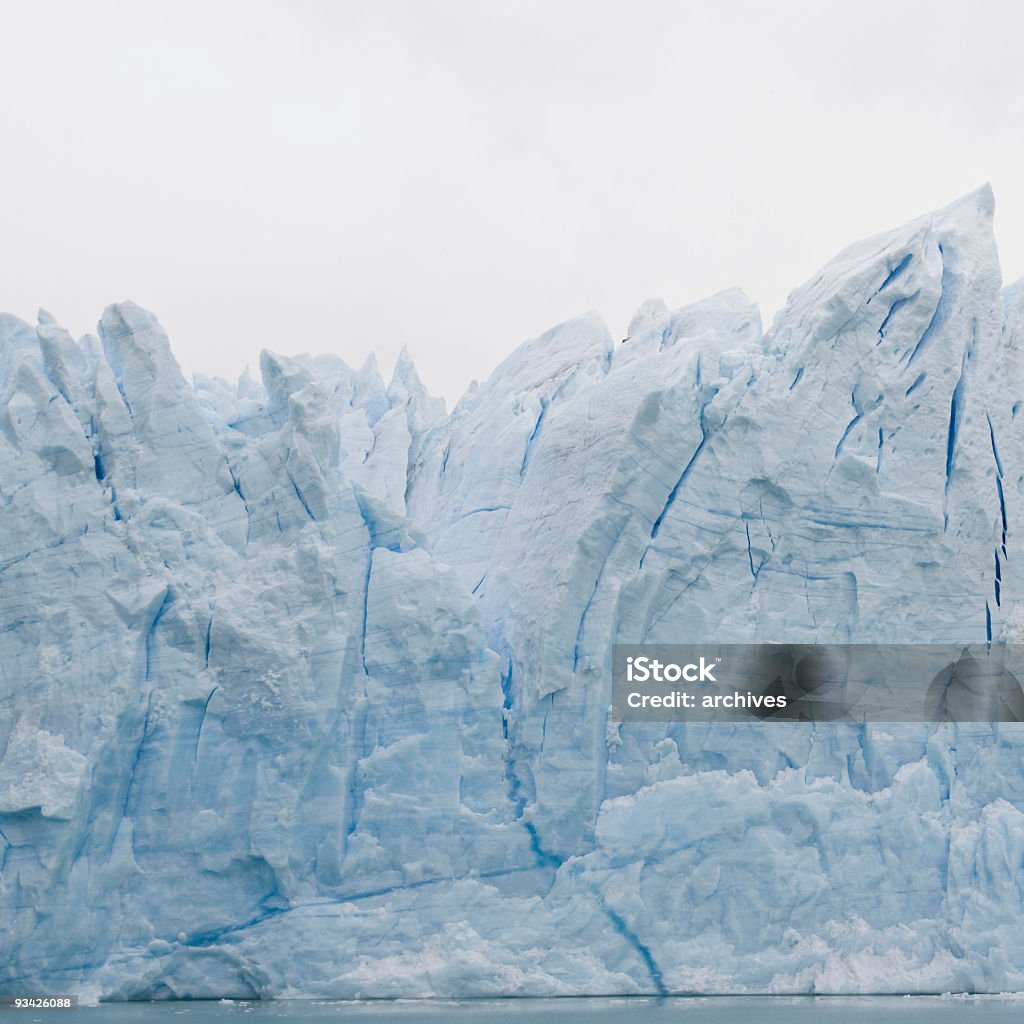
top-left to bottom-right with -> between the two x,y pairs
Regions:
3,1 -> 1023,403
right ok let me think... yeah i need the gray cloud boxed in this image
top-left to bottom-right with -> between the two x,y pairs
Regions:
2,0 -> 1022,402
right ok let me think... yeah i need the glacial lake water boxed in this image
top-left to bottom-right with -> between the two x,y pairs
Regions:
12,997 -> 1024,1023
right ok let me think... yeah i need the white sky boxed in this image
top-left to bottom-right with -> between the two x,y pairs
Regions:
3,0 -> 1023,403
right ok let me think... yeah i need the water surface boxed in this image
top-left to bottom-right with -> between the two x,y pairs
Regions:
14,996 -> 1024,1023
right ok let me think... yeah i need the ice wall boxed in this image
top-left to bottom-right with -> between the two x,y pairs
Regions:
2,187 -> 1024,998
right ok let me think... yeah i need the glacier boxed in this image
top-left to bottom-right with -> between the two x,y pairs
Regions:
3,186 -> 1024,998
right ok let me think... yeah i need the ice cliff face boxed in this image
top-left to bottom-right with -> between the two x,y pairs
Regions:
3,187 -> 1024,998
